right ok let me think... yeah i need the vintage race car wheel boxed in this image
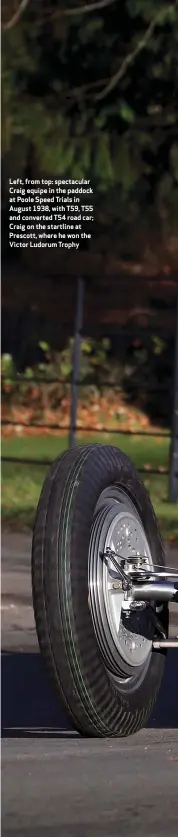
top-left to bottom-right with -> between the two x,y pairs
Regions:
32,444 -> 168,737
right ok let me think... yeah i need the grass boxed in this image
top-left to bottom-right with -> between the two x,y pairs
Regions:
2,433 -> 178,542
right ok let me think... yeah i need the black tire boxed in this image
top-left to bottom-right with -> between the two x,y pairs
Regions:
32,443 -> 168,737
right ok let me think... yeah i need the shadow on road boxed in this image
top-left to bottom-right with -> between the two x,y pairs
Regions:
1,651 -> 74,739
1,649 -> 178,738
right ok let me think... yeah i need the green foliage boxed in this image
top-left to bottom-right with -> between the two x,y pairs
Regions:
1,328 -> 173,427
123,333 -> 173,426
1,353 -> 15,381
1,338 -> 113,413
1,0 -> 178,244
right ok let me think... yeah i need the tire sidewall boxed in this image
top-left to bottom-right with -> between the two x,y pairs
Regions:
57,445 -> 166,726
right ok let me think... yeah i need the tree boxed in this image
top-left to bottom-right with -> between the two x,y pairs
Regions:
2,0 -> 178,259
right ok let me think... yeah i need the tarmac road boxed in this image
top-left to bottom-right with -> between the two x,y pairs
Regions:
2,530 -> 178,837
2,733 -> 178,837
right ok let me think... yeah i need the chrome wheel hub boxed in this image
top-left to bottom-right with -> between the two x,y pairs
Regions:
88,487 -> 154,680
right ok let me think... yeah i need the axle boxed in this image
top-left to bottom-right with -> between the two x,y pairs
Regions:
133,581 -> 178,603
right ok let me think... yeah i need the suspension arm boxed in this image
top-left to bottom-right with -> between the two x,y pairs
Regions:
103,548 -> 178,603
